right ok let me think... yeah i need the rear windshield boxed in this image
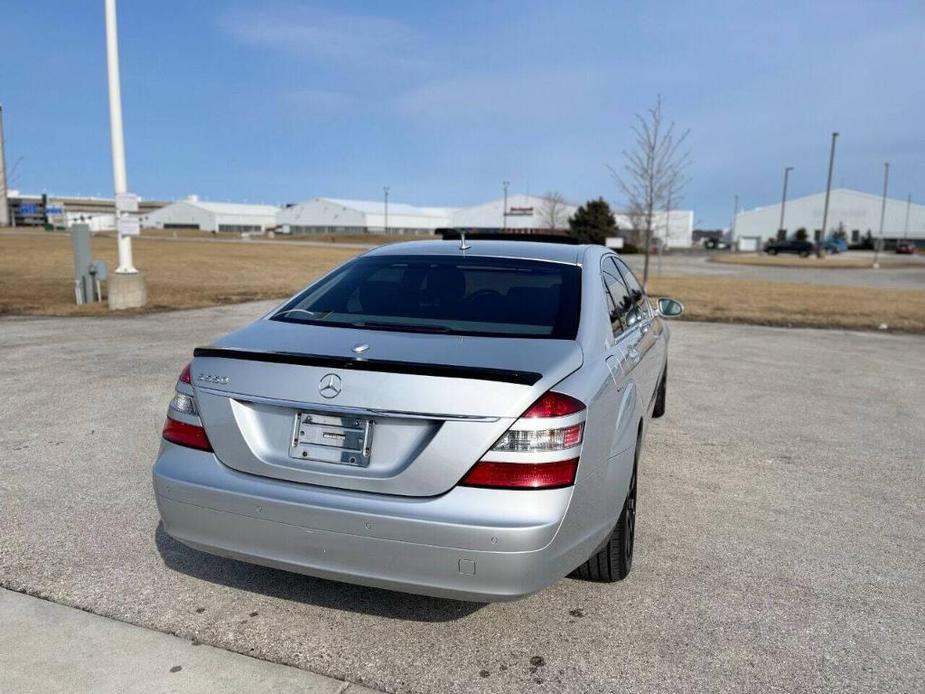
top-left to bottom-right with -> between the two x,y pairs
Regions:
272,255 -> 581,339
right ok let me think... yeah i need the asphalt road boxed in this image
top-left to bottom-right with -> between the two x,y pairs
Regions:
623,251 -> 925,290
1,304 -> 923,693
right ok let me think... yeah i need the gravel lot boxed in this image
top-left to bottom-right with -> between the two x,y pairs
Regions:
1,303 -> 923,693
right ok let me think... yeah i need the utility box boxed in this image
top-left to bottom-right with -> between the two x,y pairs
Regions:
71,224 -> 93,304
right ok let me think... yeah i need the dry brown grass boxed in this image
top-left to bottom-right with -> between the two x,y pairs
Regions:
709,254 -> 910,269
648,277 -> 925,332
138,228 -> 431,245
2,232 -> 924,332
0,232 -> 360,316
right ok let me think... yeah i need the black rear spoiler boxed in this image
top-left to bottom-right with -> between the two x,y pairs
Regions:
437,229 -> 578,245
193,347 -> 543,386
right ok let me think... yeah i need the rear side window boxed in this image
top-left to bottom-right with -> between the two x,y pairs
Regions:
613,258 -> 649,327
601,258 -> 631,334
273,255 -> 581,339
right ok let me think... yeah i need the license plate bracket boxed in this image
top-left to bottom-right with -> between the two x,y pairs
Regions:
289,412 -> 373,467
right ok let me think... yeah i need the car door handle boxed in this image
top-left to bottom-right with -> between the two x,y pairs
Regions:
628,348 -> 641,363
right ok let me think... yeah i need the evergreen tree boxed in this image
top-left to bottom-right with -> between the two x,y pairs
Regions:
567,198 -> 617,245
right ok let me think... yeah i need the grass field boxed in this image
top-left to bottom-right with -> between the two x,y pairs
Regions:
136,229 -> 428,245
709,254 -> 913,269
647,277 -> 925,332
0,232 -> 360,316
2,231 -> 924,331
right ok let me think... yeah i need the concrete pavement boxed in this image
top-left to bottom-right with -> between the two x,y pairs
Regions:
0,588 -> 378,694
1,302 -> 923,693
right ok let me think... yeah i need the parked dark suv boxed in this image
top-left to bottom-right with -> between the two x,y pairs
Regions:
765,239 -> 814,257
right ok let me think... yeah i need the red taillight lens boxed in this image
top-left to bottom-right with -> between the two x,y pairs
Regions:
522,392 -> 585,418
179,363 -> 192,384
460,459 -> 578,490
163,416 -> 212,451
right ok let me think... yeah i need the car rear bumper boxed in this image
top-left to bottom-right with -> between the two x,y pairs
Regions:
152,441 -> 587,601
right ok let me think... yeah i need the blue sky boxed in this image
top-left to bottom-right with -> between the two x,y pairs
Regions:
1,1 -> 922,227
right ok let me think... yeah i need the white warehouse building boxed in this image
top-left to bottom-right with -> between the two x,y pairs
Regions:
277,198 -> 450,235
277,194 -> 695,246
734,188 -> 925,245
142,197 -> 279,232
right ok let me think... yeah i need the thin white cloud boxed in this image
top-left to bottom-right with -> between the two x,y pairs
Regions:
218,5 -> 422,69
392,68 -> 603,123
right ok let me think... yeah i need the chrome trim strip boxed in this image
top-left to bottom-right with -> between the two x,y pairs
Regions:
507,411 -> 586,431
196,386 -> 501,423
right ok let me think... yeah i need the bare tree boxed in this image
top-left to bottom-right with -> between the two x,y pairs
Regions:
539,191 -> 570,230
609,96 -> 690,287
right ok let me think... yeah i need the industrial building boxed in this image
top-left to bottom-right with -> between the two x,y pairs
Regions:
734,188 -> 925,246
277,194 -> 695,247
277,198 -> 448,235
141,197 -> 279,232
6,191 -> 167,230
3,188 -> 696,246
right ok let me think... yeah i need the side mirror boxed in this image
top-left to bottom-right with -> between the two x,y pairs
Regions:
657,297 -> 684,318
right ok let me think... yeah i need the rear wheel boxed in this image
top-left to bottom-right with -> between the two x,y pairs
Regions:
573,446 -> 638,582
799,250 -> 810,258
652,365 -> 667,418
768,248 -> 778,255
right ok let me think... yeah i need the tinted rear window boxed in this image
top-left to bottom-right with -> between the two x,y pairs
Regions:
273,255 -> 581,339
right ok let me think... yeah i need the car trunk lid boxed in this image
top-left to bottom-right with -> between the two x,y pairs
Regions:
191,320 -> 583,496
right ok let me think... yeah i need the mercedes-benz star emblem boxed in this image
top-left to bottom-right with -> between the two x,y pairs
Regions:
318,373 -> 342,399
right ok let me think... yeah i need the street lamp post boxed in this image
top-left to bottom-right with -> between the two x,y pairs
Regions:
903,193 -> 912,240
502,180 -> 510,231
383,186 -> 389,234
105,0 -> 135,274
873,162 -> 889,268
104,0 -> 146,309
778,166 -> 794,237
730,194 -> 739,242
818,132 -> 838,258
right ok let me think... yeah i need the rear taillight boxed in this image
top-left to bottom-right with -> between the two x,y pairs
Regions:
459,390 -> 585,490
163,416 -> 212,451
162,361 -> 212,451
460,459 -> 578,490
521,391 -> 584,418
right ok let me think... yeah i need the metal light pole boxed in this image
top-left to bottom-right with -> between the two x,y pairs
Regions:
105,0 -> 136,274
0,105 -> 9,228
730,194 -> 739,242
903,193 -> 911,239
502,180 -> 510,231
383,186 -> 389,234
778,166 -> 794,236
873,162 -> 889,268
818,132 -> 838,258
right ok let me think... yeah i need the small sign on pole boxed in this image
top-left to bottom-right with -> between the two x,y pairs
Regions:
117,214 -> 140,237
605,237 -> 625,249
115,192 -> 139,213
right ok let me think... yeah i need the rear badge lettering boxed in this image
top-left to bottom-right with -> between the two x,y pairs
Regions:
198,373 -> 230,385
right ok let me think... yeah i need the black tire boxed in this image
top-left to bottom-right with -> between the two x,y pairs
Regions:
768,248 -> 778,255
573,445 -> 638,582
799,250 -> 810,258
652,365 -> 667,418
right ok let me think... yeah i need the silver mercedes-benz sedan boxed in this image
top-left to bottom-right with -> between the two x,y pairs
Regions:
152,239 -> 683,601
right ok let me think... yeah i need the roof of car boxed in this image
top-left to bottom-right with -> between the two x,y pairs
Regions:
363,240 -> 589,264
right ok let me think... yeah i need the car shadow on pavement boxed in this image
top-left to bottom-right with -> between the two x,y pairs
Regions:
154,524 -> 484,622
